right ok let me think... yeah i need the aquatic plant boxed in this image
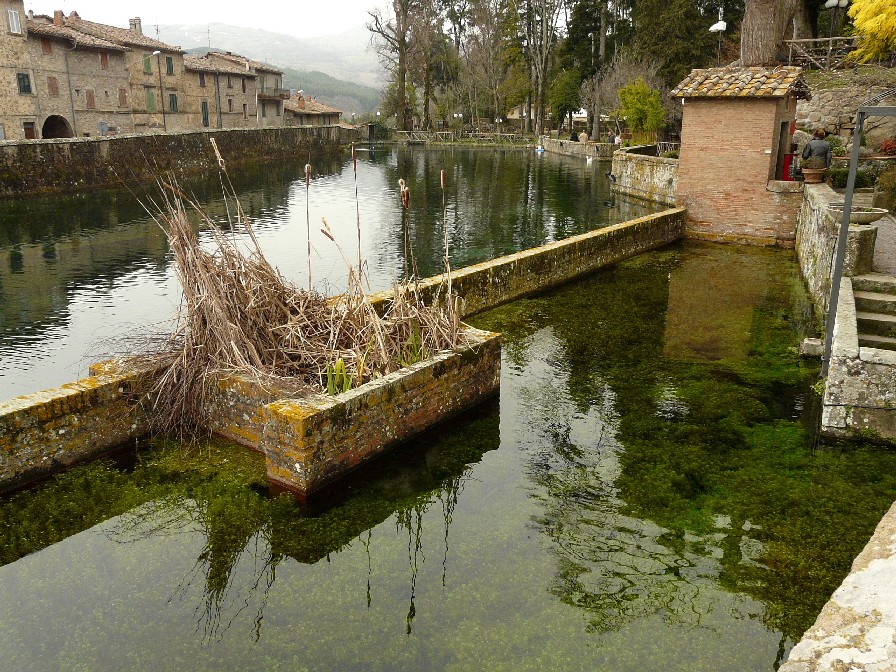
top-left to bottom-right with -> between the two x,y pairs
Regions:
130,139 -> 468,438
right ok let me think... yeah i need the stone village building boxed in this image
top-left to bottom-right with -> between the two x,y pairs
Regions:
0,1 -> 334,140
671,66 -> 811,247
284,93 -> 341,127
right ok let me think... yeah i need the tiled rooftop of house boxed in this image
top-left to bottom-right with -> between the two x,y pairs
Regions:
184,55 -> 257,76
285,95 -> 342,115
672,66 -> 809,99
26,20 -> 130,51
64,13 -> 183,52
211,52 -> 282,74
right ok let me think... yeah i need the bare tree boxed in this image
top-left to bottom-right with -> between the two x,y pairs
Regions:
580,50 -> 662,138
464,0 -> 507,122
740,0 -> 801,66
368,0 -> 418,131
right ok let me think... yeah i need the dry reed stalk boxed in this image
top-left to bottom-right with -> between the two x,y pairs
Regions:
133,153 -> 468,441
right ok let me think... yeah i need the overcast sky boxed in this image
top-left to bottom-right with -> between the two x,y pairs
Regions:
31,0 -> 381,38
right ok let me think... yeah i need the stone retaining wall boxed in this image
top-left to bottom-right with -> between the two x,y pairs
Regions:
0,210 -> 685,493
0,125 -> 355,198
540,137 -> 614,160
263,328 -> 501,495
0,360 -> 150,493
796,85 -> 896,148
611,149 -> 678,206
796,183 -> 879,313
370,208 -> 687,317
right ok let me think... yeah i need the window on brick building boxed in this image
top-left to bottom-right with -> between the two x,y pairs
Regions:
41,38 -> 52,55
23,122 -> 35,139
198,72 -> 206,87
101,51 -> 109,69
47,76 -> 59,96
0,124 -> 5,140
261,102 -> 266,118
7,9 -> 22,34
276,104 -> 281,117
146,88 -> 156,112
168,93 -> 178,112
143,53 -> 152,74
201,101 -> 210,127
16,72 -> 31,94
86,90 -> 96,109
243,103 -> 247,119
227,98 -> 233,113
241,78 -> 246,93
165,56 -> 173,75
118,87 -> 127,107
227,75 -> 232,88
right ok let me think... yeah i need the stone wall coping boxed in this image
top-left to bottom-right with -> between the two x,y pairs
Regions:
767,180 -> 804,193
832,277 -> 860,359
859,347 -> 896,366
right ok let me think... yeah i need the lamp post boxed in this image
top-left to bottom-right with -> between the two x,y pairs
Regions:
709,9 -> 726,67
152,50 -> 167,132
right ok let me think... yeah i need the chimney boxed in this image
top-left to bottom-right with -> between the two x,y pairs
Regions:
129,17 -> 142,34
53,10 -> 64,26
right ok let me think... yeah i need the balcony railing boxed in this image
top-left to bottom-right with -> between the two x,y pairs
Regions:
258,88 -> 290,100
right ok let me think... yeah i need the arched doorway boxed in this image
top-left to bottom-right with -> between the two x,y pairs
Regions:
41,115 -> 73,139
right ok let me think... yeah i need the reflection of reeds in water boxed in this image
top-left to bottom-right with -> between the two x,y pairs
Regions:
134,141 -> 467,439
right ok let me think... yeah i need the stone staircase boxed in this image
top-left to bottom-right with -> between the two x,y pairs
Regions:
853,273 -> 896,351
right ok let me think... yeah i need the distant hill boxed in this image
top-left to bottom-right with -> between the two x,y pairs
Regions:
184,47 -> 381,116
159,22 -> 381,88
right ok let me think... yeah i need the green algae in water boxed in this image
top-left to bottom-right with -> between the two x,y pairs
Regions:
2,242 -> 896,670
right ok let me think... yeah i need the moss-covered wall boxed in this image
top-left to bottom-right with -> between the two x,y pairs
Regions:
0,125 -> 355,198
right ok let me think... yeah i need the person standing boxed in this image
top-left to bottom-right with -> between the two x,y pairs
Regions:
802,129 -> 832,168
607,130 -> 615,144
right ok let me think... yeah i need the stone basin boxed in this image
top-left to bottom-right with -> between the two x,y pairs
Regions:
828,204 -> 889,224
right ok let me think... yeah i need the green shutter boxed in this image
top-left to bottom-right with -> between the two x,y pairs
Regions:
146,89 -> 156,112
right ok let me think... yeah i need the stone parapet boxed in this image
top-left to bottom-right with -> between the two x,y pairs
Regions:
611,149 -> 678,206
796,183 -> 880,314
540,137 -> 614,160
0,125 -> 356,199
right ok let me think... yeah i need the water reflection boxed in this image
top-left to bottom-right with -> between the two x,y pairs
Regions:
4,244 -> 894,671
0,148 -> 654,400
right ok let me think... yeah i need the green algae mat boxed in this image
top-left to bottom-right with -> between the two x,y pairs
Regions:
2,241 -> 896,671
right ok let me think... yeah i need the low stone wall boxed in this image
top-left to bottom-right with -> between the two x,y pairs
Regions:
781,499 -> 896,671
540,137 -> 614,160
796,183 -> 879,313
370,208 -> 687,318
263,327 -> 501,495
611,149 -> 678,206
821,277 -> 896,442
0,125 -> 355,199
0,360 -> 151,494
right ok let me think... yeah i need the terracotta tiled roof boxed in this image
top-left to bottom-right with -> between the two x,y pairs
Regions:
285,95 -> 341,115
211,51 -> 282,74
671,66 -> 810,99
65,16 -> 183,52
26,20 -> 130,51
184,55 -> 256,77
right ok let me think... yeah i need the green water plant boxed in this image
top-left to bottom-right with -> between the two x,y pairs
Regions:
325,357 -> 353,395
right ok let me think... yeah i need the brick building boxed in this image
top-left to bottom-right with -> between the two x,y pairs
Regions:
672,66 -> 811,247
284,93 -> 341,126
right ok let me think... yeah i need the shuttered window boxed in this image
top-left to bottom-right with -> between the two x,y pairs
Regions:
47,76 -> 59,96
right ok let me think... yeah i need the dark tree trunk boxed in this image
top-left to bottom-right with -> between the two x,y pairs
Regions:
740,0 -> 800,66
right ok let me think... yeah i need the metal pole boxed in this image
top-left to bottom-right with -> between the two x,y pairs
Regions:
821,110 -> 865,377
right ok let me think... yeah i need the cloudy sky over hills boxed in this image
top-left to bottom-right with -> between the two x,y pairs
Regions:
37,0 -> 382,38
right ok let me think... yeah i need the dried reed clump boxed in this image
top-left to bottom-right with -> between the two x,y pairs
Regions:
139,171 -> 466,440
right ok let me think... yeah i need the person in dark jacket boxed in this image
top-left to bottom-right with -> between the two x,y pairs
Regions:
802,129 -> 832,167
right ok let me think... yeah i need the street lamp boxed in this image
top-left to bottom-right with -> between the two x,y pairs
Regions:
152,50 -> 167,132
708,9 -> 726,67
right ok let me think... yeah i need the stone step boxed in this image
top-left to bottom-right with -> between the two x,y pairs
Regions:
858,333 -> 896,351
854,290 -> 896,315
856,311 -> 896,337
853,273 -> 896,294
